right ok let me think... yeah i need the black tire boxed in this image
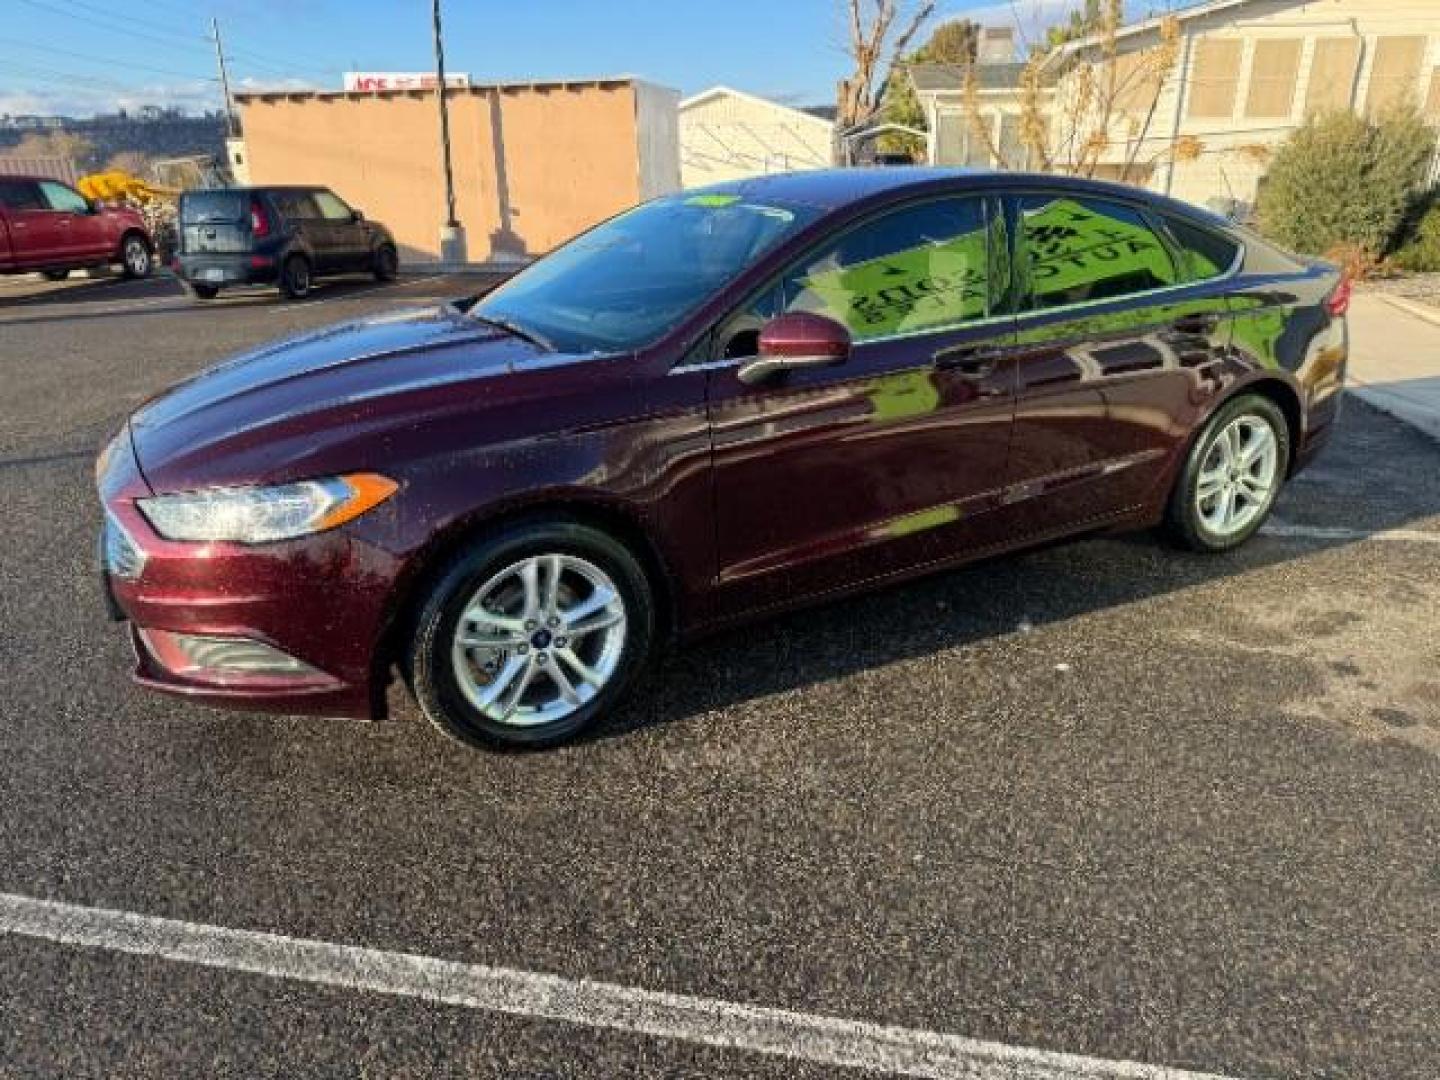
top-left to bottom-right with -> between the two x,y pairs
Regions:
41,269 -> 70,281
279,255 -> 312,299
1164,392 -> 1290,552
373,243 -> 399,282
190,284 -> 220,300
406,519 -> 655,750
119,233 -> 152,279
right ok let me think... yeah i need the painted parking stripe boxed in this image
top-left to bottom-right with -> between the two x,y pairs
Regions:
1261,522 -> 1440,544
0,891 -> 1237,1080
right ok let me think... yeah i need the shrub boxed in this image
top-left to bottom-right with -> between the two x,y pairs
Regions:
1391,193 -> 1440,273
1257,107 -> 1436,259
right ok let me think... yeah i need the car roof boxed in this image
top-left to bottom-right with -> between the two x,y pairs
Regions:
182,186 -> 329,195
696,167 -> 1233,230
0,175 -> 61,184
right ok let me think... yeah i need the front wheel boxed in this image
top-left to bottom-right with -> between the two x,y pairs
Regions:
279,255 -> 312,299
406,521 -> 655,750
373,243 -> 398,282
120,234 -> 152,279
1165,393 -> 1290,552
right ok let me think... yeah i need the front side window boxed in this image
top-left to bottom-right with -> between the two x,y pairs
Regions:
0,180 -> 45,211
39,181 -> 89,213
474,192 -> 823,354
761,197 -> 991,343
313,190 -> 354,220
1019,195 -> 1177,311
273,191 -> 320,220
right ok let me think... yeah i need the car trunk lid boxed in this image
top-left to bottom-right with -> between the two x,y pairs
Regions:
180,191 -> 251,254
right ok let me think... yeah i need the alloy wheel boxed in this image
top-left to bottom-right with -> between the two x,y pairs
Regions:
1195,414 -> 1280,538
450,554 -> 627,727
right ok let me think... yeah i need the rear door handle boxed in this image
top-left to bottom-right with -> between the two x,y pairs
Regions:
1171,313 -> 1219,334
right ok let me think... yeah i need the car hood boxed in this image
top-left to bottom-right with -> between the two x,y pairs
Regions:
130,304 -> 550,491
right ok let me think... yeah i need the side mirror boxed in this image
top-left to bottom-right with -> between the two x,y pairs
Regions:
737,312 -> 851,385
351,208 -> 365,222
86,198 -> 102,214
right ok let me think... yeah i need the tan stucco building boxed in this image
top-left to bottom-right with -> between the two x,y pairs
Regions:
235,77 -> 679,264
914,0 -> 1440,211
679,86 -> 834,188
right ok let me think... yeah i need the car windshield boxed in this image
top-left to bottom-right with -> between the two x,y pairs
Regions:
471,193 -> 823,353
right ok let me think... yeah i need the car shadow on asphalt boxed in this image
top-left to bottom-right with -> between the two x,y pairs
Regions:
583,397 -> 1440,745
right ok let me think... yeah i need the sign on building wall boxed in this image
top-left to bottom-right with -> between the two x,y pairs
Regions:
342,72 -> 471,92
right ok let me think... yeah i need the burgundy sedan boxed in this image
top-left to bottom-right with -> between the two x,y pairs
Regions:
98,170 -> 1349,749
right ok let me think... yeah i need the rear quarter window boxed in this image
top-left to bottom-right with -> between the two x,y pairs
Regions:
181,192 -> 246,222
1163,215 -> 1241,281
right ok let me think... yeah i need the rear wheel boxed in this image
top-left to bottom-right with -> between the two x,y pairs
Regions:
373,243 -> 398,282
120,234 -> 152,279
279,255 -> 312,299
190,284 -> 220,300
41,269 -> 70,281
406,521 -> 655,750
1165,393 -> 1289,552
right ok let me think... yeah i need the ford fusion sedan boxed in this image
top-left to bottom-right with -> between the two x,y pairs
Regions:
98,169 -> 1348,749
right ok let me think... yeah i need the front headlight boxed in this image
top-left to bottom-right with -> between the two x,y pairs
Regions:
137,473 -> 397,544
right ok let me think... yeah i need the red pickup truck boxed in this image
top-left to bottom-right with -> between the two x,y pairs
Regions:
0,174 -> 154,280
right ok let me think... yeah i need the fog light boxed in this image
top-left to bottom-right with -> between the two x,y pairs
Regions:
139,629 -> 320,679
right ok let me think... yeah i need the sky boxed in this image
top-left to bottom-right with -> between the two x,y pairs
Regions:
0,0 -> 1102,118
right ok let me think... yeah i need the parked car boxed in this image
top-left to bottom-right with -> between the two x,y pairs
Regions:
173,185 -> 399,300
98,169 -> 1349,750
0,175 -> 153,280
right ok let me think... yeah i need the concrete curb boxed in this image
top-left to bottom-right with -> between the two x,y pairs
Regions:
1349,381 -> 1440,443
1375,293 -> 1440,329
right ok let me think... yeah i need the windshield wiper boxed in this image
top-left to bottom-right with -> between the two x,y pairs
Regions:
470,312 -> 555,352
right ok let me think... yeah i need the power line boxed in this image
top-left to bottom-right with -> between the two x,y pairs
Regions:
0,36 -> 217,83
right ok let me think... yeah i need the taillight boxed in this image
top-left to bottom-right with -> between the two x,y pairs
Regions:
1326,277 -> 1352,317
249,198 -> 270,238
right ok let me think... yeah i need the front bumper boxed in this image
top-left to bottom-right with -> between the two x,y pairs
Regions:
96,429 -> 392,719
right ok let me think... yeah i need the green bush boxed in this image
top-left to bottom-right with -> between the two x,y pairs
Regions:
1257,108 -> 1436,258
1391,192 -> 1440,272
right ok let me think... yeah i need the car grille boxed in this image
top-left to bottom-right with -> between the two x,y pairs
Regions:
102,513 -> 146,580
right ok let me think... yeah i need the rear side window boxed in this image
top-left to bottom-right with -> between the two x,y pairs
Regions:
770,197 -> 991,341
272,191 -> 320,220
1164,215 -> 1240,280
0,179 -> 45,211
181,192 -> 246,222
1019,195 -> 1177,310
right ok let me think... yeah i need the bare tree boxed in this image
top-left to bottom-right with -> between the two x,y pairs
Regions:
836,0 -> 937,140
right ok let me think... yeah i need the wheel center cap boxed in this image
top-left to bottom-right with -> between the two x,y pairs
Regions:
530,628 -> 553,650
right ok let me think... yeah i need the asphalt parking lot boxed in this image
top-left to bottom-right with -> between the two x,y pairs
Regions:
1,271 -> 1437,1079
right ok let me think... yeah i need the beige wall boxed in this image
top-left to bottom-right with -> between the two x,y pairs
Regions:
239,82 -> 677,263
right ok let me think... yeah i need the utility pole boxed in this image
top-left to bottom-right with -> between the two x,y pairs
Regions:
432,0 -> 466,265
210,17 -> 238,138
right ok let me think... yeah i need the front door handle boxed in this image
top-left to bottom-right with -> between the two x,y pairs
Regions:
933,344 -> 1004,377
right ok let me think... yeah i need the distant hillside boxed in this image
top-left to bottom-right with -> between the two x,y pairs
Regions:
0,112 -> 227,169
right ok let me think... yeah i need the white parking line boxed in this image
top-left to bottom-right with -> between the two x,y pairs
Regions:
0,891 -> 1236,1080
1261,522 -> 1440,544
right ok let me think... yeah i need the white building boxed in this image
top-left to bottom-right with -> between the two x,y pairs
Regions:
679,86 -> 833,188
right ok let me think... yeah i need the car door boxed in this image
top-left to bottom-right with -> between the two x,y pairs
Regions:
311,189 -> 370,270
0,179 -> 59,264
704,194 -> 1021,617
273,190 -> 327,267
37,180 -> 105,259
1002,191 -> 1233,533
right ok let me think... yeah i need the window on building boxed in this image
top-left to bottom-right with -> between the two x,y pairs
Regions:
1163,215 -> 1240,281
1245,39 -> 1302,119
755,198 -> 992,342
1305,38 -> 1363,114
1019,196 -> 1177,310
1187,38 -> 1244,120
997,113 -> 1025,170
1366,36 -> 1427,115
1113,48 -> 1165,119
